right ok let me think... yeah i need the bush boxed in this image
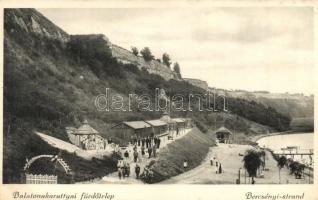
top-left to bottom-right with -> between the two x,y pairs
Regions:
140,47 -> 154,61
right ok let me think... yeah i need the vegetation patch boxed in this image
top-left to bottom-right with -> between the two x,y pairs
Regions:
142,128 -> 215,183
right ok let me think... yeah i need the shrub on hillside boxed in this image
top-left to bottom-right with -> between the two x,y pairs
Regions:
140,47 -> 154,61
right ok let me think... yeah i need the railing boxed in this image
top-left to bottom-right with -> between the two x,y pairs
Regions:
24,155 -> 72,174
25,174 -> 57,184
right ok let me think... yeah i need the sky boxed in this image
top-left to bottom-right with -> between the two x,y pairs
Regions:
39,7 -> 314,95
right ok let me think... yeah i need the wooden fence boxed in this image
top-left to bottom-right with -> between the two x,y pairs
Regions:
25,174 -> 57,184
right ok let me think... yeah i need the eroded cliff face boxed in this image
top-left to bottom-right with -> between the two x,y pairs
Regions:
5,9 -> 70,42
111,45 -> 180,80
5,8 -> 179,81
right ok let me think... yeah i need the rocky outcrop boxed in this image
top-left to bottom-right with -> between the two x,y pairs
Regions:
184,78 -> 209,90
111,45 -> 179,80
4,8 -> 70,42
5,8 -> 179,81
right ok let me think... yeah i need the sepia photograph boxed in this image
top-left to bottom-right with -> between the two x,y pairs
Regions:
2,5 -> 314,190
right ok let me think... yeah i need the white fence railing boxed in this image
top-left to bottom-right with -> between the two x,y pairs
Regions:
26,174 -> 57,184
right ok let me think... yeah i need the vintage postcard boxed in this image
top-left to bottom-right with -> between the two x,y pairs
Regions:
0,0 -> 317,200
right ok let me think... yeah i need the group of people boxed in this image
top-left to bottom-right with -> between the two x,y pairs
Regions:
123,143 -> 157,163
132,136 -> 162,149
118,143 -> 158,180
210,157 -> 223,174
140,164 -> 154,182
116,159 -> 130,180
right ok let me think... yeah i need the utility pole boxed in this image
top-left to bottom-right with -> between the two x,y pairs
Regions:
214,114 -> 217,131
309,168 -> 311,184
237,167 -> 241,184
233,127 -> 235,143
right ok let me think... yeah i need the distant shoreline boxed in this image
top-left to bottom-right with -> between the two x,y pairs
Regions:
251,131 -> 313,144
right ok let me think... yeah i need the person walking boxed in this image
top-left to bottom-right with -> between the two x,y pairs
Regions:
158,138 -> 161,148
133,150 -> 139,163
137,138 -> 141,146
146,137 -> 149,148
135,164 -> 141,179
210,157 -> 214,166
150,137 -> 153,147
183,160 -> 188,169
154,137 -> 158,148
153,145 -> 157,158
219,163 -> 222,174
148,146 -> 152,158
124,150 -> 129,158
124,150 -> 129,161
142,138 -> 145,147
215,163 -> 219,174
117,160 -> 124,180
141,146 -> 145,157
118,167 -> 123,180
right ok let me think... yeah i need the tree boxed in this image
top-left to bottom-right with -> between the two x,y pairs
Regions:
140,47 -> 154,61
243,150 -> 262,180
277,156 -> 287,183
173,62 -> 182,79
131,46 -> 139,56
162,53 -> 171,68
289,161 -> 304,179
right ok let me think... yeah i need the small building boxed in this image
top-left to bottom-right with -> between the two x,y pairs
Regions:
184,118 -> 193,128
160,112 -> 177,139
215,126 -> 232,143
146,119 -> 169,143
145,119 -> 167,135
172,118 -> 187,135
66,120 -> 106,150
111,121 -> 152,141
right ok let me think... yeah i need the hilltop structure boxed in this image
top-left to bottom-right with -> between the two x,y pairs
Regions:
184,78 -> 209,91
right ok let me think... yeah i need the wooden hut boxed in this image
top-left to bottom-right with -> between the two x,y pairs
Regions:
172,118 -> 186,135
111,121 -> 152,141
160,112 -> 177,139
145,120 -> 167,135
215,126 -> 232,143
146,119 -> 169,143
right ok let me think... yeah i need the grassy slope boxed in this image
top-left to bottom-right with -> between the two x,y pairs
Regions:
144,128 -> 215,183
289,117 -> 314,132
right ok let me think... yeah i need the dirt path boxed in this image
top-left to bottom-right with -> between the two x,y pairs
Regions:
93,128 -> 193,184
161,144 -> 311,184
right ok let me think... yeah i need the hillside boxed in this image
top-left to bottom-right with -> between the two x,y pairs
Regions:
142,127 -> 215,183
210,88 -> 314,131
3,8 -> 291,183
